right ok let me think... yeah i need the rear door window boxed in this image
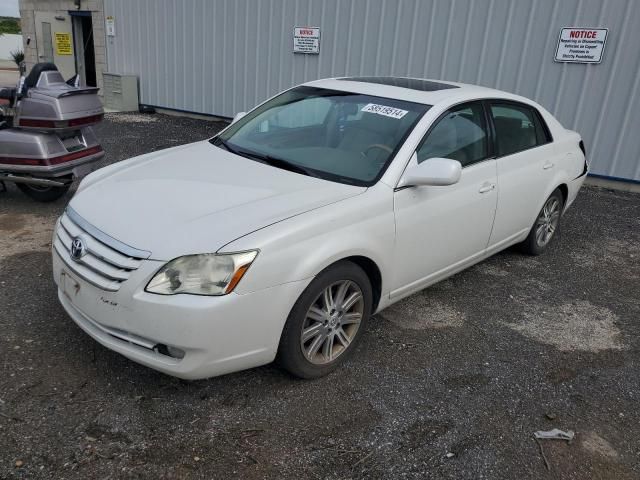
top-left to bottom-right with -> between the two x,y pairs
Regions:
490,102 -> 549,156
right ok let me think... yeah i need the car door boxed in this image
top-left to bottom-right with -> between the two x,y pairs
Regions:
391,101 -> 498,299
487,101 -> 558,249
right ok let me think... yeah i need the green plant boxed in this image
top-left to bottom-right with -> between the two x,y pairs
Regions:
10,50 -> 24,66
0,18 -> 21,35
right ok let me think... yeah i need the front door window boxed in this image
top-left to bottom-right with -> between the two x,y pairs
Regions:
417,102 -> 489,167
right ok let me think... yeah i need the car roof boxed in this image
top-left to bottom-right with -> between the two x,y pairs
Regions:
339,77 -> 460,92
303,76 -> 528,107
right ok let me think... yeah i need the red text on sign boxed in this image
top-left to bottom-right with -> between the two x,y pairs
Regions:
569,30 -> 598,39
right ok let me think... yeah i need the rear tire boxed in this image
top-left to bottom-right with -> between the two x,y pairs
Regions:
277,261 -> 373,379
519,188 -> 564,255
16,182 -> 70,202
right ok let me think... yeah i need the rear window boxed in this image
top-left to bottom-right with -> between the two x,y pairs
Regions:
490,102 -> 551,157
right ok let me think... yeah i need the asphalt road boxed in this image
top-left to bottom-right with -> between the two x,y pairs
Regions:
1,113 -> 639,479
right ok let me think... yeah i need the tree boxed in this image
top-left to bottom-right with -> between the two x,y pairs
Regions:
0,18 -> 21,35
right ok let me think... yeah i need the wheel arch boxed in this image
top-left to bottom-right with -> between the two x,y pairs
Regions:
534,178 -> 569,222
339,255 -> 383,313
557,183 -> 568,208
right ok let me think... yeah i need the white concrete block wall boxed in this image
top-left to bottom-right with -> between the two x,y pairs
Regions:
0,34 -> 23,61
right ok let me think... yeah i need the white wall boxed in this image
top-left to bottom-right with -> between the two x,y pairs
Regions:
0,34 -> 23,61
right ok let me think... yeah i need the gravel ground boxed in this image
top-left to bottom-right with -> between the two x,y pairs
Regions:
1,113 -> 639,479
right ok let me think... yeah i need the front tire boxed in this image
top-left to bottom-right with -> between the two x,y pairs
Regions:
277,261 -> 373,379
16,182 -> 70,202
519,188 -> 564,255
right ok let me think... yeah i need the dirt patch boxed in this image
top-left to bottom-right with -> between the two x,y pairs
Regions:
0,213 -> 26,231
581,431 -> 619,459
570,237 -> 640,272
380,297 -> 465,330
508,300 -> 625,352
539,436 -> 634,480
474,262 -> 509,277
510,256 -> 542,270
0,212 -> 56,259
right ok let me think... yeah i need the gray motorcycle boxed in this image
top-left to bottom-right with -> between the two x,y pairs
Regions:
0,62 -> 104,202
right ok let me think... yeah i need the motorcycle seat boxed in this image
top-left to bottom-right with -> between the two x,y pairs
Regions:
22,62 -> 58,95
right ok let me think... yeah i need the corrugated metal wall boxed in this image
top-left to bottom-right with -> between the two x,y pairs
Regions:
104,0 -> 640,181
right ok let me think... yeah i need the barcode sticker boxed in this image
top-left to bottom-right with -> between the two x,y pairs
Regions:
361,103 -> 408,119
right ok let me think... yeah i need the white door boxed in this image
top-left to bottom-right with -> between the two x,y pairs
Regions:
392,101 -> 498,299
34,11 -> 76,80
487,102 -> 559,248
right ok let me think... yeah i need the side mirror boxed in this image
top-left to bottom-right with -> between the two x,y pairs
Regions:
232,111 -> 247,123
398,157 -> 462,188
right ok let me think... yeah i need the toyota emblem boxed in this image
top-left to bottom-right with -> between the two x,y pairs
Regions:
70,236 -> 86,261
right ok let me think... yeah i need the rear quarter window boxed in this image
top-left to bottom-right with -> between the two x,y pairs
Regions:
532,109 -> 553,144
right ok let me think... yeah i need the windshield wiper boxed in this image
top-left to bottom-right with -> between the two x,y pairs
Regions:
210,137 -> 239,155
253,154 -> 317,177
210,137 -> 316,178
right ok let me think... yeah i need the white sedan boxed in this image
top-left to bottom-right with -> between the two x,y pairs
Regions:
52,77 -> 587,379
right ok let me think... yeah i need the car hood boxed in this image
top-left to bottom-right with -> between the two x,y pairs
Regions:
69,141 -> 365,259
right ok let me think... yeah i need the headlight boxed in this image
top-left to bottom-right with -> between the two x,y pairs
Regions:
145,251 -> 258,296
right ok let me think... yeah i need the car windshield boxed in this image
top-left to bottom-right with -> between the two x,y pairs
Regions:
212,86 -> 430,186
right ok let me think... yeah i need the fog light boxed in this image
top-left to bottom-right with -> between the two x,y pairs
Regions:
154,344 -> 185,359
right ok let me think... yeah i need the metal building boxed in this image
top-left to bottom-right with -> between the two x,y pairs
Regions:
22,0 -> 640,183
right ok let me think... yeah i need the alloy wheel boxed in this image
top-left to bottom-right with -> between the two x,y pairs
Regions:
535,196 -> 561,247
300,280 -> 364,365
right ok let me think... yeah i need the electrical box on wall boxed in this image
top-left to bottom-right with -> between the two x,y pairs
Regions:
102,73 -> 138,111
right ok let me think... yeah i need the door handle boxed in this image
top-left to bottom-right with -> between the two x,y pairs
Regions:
479,183 -> 495,194
543,162 -> 554,170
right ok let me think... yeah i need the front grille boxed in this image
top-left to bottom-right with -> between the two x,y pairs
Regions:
53,208 -> 149,291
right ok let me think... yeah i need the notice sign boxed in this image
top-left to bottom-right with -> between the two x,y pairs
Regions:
54,32 -> 72,55
293,27 -> 320,54
555,28 -> 608,64
105,16 -> 116,36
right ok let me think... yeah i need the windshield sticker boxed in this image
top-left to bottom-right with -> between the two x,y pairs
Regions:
361,103 -> 408,119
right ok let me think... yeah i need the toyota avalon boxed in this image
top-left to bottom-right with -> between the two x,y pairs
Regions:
52,77 -> 587,379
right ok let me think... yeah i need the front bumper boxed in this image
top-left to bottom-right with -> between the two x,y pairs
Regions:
52,248 -> 309,379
